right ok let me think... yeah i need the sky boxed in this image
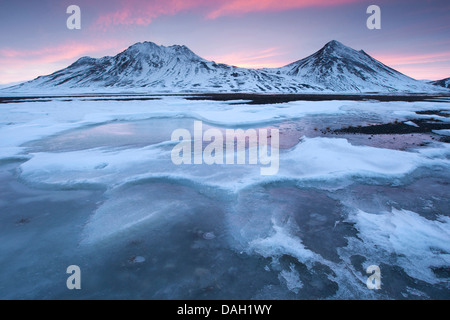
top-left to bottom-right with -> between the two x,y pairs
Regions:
0,0 -> 449,85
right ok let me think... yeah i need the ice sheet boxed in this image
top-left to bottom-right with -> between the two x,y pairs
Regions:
18,135 -> 450,193
1,95 -> 450,299
3,97 -> 449,161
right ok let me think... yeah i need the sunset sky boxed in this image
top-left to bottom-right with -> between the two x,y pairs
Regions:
0,0 -> 449,85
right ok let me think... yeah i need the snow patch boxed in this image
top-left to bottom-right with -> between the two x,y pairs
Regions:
349,209 -> 450,284
404,121 -> 419,127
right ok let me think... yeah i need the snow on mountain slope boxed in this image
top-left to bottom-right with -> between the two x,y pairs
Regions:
429,77 -> 450,89
8,42 -> 320,94
276,40 -> 436,92
5,40 -> 443,94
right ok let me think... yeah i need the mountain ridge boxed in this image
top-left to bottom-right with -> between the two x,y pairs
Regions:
429,77 -> 450,89
5,40 -> 446,94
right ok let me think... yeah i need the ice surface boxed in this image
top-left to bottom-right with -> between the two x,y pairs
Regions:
81,182 -> 201,245
1,97 -> 449,161
433,129 -> 450,136
1,95 -> 449,299
348,209 -> 450,284
18,134 -> 449,194
279,264 -> 304,293
404,121 -> 419,127
248,220 -> 319,265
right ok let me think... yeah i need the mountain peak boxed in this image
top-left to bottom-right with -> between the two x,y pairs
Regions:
123,41 -> 199,60
69,56 -> 97,68
321,40 -> 356,55
324,40 -> 345,48
169,44 -> 197,56
279,39 -> 433,92
126,41 -> 160,52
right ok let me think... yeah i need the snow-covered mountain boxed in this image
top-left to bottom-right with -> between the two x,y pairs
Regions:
8,42 -> 321,94
276,40 -> 434,92
429,77 -> 450,89
5,40 -> 443,94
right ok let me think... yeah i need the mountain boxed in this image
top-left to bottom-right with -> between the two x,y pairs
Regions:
276,40 -> 432,92
8,42 -> 321,94
5,40 -> 442,94
0,81 -> 22,89
429,77 -> 450,89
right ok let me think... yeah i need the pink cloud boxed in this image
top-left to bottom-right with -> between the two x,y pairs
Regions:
393,65 -> 450,81
0,41 -> 121,84
205,47 -> 290,68
206,0 -> 360,19
373,51 -> 450,66
370,51 -> 450,80
0,43 -> 111,63
93,0 -> 360,29
94,0 -> 210,29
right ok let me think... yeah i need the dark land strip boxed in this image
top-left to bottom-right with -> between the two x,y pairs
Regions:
1,92 -> 450,104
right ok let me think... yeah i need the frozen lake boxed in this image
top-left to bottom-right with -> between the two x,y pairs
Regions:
0,94 -> 449,299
